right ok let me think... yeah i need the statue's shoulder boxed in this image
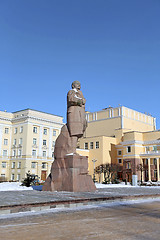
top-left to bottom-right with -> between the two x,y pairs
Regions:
67,89 -> 77,95
67,89 -> 74,95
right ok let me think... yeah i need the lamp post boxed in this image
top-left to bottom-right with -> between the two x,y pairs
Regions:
92,159 -> 97,183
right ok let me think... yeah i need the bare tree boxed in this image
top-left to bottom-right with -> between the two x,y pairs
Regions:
95,163 -> 121,184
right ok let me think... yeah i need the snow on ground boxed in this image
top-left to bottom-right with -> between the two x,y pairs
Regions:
95,182 -> 135,188
0,182 -> 133,191
0,182 -> 33,191
1,182 -> 160,191
95,182 -> 160,188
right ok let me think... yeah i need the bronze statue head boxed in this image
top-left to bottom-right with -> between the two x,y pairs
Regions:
71,81 -> 81,90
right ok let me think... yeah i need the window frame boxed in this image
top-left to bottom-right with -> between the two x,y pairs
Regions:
20,126 -> 23,133
53,130 -> 56,136
4,139 -> 8,145
2,162 -> 6,168
42,151 -> 47,157
31,162 -> 36,168
43,128 -> 47,135
12,162 -> 15,169
32,149 -> 37,157
3,150 -> 8,156
33,126 -> 37,133
96,141 -> 99,149
4,128 -> 9,134
84,142 -> 88,150
90,142 -> 94,149
127,146 -> 131,153
17,162 -> 21,169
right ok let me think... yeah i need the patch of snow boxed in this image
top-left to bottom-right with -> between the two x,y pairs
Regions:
0,182 -> 33,191
95,182 -> 160,188
95,182 -> 135,188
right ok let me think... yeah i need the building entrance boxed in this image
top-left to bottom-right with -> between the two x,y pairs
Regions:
41,171 -> 47,181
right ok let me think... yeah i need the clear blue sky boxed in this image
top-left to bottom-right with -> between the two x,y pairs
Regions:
0,0 -> 160,127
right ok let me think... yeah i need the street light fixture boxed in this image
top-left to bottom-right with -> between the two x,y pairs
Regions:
92,159 -> 97,183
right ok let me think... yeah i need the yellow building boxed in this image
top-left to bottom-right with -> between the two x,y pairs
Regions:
0,109 -> 63,182
1,105 -> 159,184
80,106 -> 159,183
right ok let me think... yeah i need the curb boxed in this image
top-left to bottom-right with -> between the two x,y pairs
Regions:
1,194 -> 160,216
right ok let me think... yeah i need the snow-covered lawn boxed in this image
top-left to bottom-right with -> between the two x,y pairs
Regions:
0,182 -> 33,191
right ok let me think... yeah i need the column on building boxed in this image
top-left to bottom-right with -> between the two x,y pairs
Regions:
142,158 -> 144,182
148,158 -> 151,181
157,158 -> 160,181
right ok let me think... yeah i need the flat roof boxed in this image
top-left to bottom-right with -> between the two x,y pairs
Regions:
12,108 -> 63,118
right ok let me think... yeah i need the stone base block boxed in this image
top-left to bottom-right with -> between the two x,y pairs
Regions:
43,154 -> 96,192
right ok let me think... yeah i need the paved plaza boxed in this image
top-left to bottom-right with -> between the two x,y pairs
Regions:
1,186 -> 160,215
0,200 -> 160,240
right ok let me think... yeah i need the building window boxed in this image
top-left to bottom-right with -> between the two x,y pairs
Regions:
33,138 -> 37,145
52,141 -> 55,147
118,159 -> 122,164
154,158 -> 157,165
18,149 -> 22,157
17,162 -> 21,169
13,139 -> 17,145
11,174 -> 15,181
44,128 -> 47,135
17,174 -> 21,181
90,142 -> 94,149
43,140 -> 47,146
85,142 -> 88,150
127,146 -> 131,153
96,141 -> 99,149
43,151 -> 46,157
145,170 -> 148,178
42,162 -> 47,169
52,152 -> 54,158
13,150 -> 16,157
53,130 -> 56,136
146,146 -> 149,152
2,162 -> 6,168
145,159 -> 148,165
5,128 -> 9,134
32,149 -> 36,157
126,162 -> 131,169
3,150 -> 7,156
19,138 -> 23,145
33,127 -> 37,133
4,139 -> 8,145
118,150 -> 122,155
31,162 -> 36,168
1,174 -> 6,180
14,128 -> 17,134
153,146 -> 157,152
12,162 -> 15,169
20,126 -> 23,133
154,170 -> 157,178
